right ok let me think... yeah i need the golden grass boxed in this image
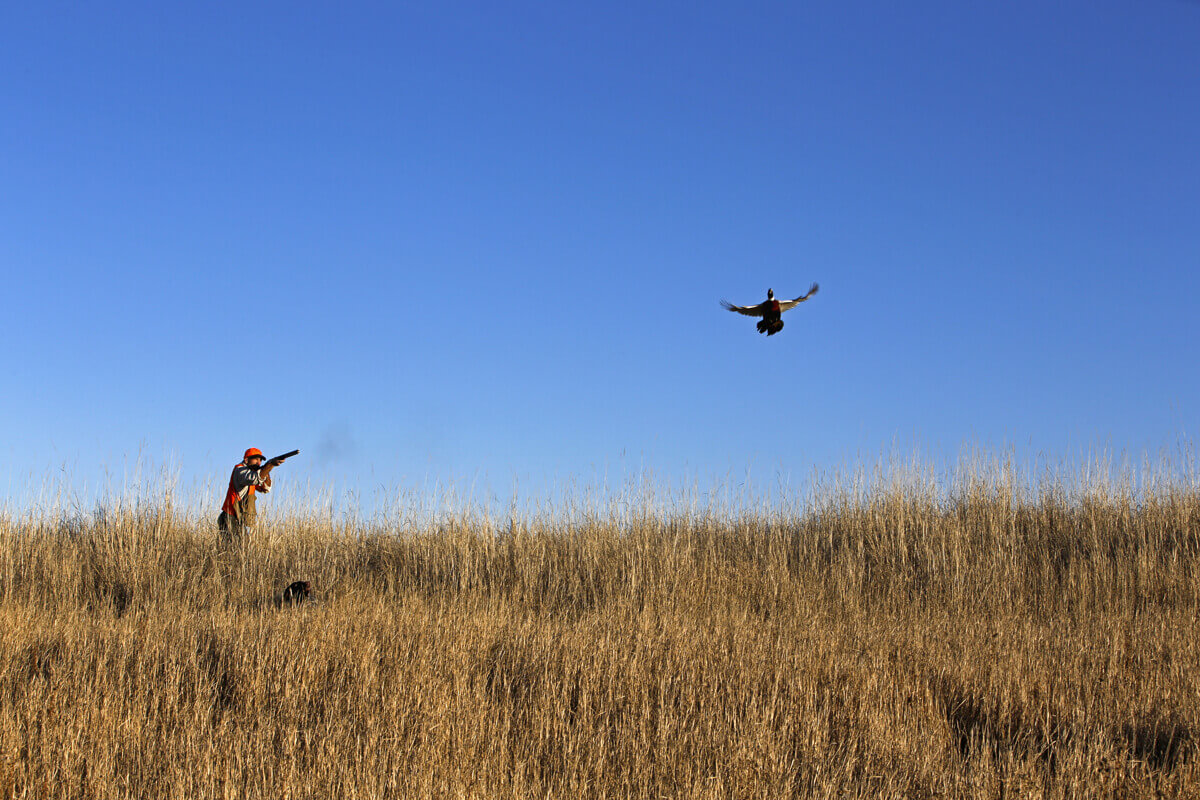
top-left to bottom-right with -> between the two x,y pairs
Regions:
1,458 -> 1199,798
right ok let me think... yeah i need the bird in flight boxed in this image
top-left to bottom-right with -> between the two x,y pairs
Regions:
721,284 -> 819,336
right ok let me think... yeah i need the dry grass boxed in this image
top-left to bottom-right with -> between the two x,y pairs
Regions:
1,458 -> 1199,798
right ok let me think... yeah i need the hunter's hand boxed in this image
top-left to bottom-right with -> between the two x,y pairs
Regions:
267,458 -> 285,467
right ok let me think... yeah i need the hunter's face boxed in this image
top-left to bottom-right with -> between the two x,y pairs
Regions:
248,456 -> 263,467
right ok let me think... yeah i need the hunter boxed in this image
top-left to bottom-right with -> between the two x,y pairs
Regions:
218,447 -> 289,537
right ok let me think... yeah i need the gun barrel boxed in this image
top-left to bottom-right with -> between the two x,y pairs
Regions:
272,449 -> 300,462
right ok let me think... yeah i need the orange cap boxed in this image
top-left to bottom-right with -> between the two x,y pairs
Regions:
244,447 -> 264,460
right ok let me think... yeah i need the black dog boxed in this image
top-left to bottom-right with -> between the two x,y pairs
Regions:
281,580 -> 311,606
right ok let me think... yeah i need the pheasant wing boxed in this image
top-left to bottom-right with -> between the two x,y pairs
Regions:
778,283 -> 819,312
720,300 -> 766,317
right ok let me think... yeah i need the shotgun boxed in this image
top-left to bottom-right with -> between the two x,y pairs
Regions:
268,449 -> 300,465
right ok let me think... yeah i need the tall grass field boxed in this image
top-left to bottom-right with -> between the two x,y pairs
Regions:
2,455 -> 1198,797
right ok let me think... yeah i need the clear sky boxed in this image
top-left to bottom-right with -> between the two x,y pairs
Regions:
2,1 -> 1198,512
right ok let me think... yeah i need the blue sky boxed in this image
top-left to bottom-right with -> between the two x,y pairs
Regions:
2,1 -> 1198,511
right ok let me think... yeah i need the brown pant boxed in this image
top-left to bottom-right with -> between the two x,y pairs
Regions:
218,492 -> 257,539
217,511 -> 245,539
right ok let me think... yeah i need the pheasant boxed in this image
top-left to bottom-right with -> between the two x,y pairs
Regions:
721,284 -> 819,336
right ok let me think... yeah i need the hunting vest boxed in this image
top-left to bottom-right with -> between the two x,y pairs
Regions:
222,464 -> 264,524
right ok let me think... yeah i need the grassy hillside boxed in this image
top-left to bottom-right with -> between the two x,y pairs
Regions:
1,462 -> 1198,798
